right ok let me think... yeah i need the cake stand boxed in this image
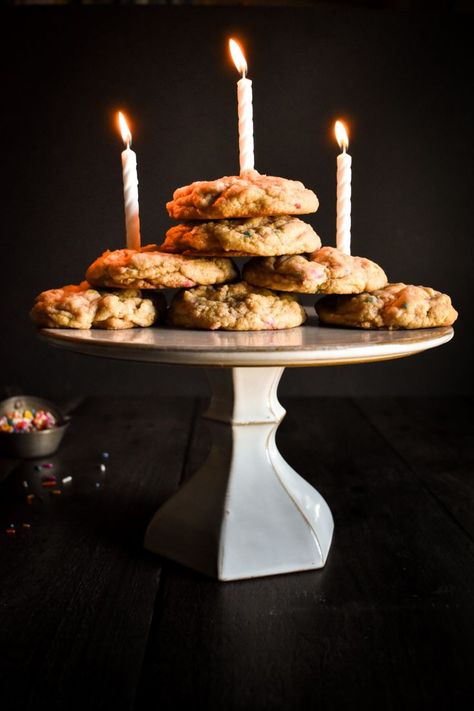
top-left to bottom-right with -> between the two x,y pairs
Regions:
40,313 -> 453,581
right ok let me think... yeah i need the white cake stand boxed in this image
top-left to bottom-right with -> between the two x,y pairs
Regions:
41,313 -> 453,581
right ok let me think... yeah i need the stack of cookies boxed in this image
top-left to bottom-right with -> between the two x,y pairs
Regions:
161,169 -> 320,330
160,168 -> 457,330
30,170 -> 458,332
31,169 -> 326,332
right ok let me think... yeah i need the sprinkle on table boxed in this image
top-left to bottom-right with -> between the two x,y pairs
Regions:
41,480 -> 57,488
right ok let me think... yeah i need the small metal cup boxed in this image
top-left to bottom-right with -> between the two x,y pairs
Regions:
0,395 -> 70,459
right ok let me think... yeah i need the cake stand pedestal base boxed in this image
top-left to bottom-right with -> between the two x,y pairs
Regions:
144,366 -> 334,581
41,319 -> 453,580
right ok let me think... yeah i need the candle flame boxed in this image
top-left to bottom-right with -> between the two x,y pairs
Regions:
335,120 -> 349,152
118,111 -> 132,148
229,38 -> 248,77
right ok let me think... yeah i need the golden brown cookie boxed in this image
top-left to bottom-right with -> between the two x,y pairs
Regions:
169,282 -> 306,331
166,170 -> 318,220
316,283 -> 458,329
86,246 -> 238,289
243,246 -> 387,294
160,216 -> 320,257
30,282 -> 166,330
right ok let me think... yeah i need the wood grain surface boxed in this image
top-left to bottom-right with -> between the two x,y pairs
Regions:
0,396 -> 472,710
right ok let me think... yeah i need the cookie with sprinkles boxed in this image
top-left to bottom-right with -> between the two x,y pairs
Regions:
86,246 -> 238,289
166,170 -> 318,220
316,283 -> 458,329
30,282 -> 166,329
160,215 -> 321,257
243,246 -> 387,294
169,281 -> 306,331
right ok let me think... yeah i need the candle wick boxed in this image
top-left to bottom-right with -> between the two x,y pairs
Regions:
242,69 -> 246,80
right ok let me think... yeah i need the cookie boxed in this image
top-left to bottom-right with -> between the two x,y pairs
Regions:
30,282 -> 166,330
160,215 -> 321,257
86,246 -> 238,290
316,283 -> 458,329
169,282 -> 306,331
166,170 -> 318,220
93,289 -> 165,329
243,246 -> 387,295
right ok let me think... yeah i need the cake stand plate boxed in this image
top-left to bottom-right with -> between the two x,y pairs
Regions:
40,314 -> 453,581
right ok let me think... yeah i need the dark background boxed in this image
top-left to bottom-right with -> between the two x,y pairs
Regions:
3,4 -> 472,398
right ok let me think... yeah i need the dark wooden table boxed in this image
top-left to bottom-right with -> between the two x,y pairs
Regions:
1,396 -> 472,710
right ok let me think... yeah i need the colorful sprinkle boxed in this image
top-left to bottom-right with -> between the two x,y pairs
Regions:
22,523 -> 31,529
0,408 -> 56,434
101,452 -> 110,460
22,480 -> 29,489
99,464 -> 106,473
62,476 -> 72,484
26,494 -> 35,504
6,528 -> 16,536
42,463 -> 54,469
41,480 -> 57,488
51,489 -> 62,496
